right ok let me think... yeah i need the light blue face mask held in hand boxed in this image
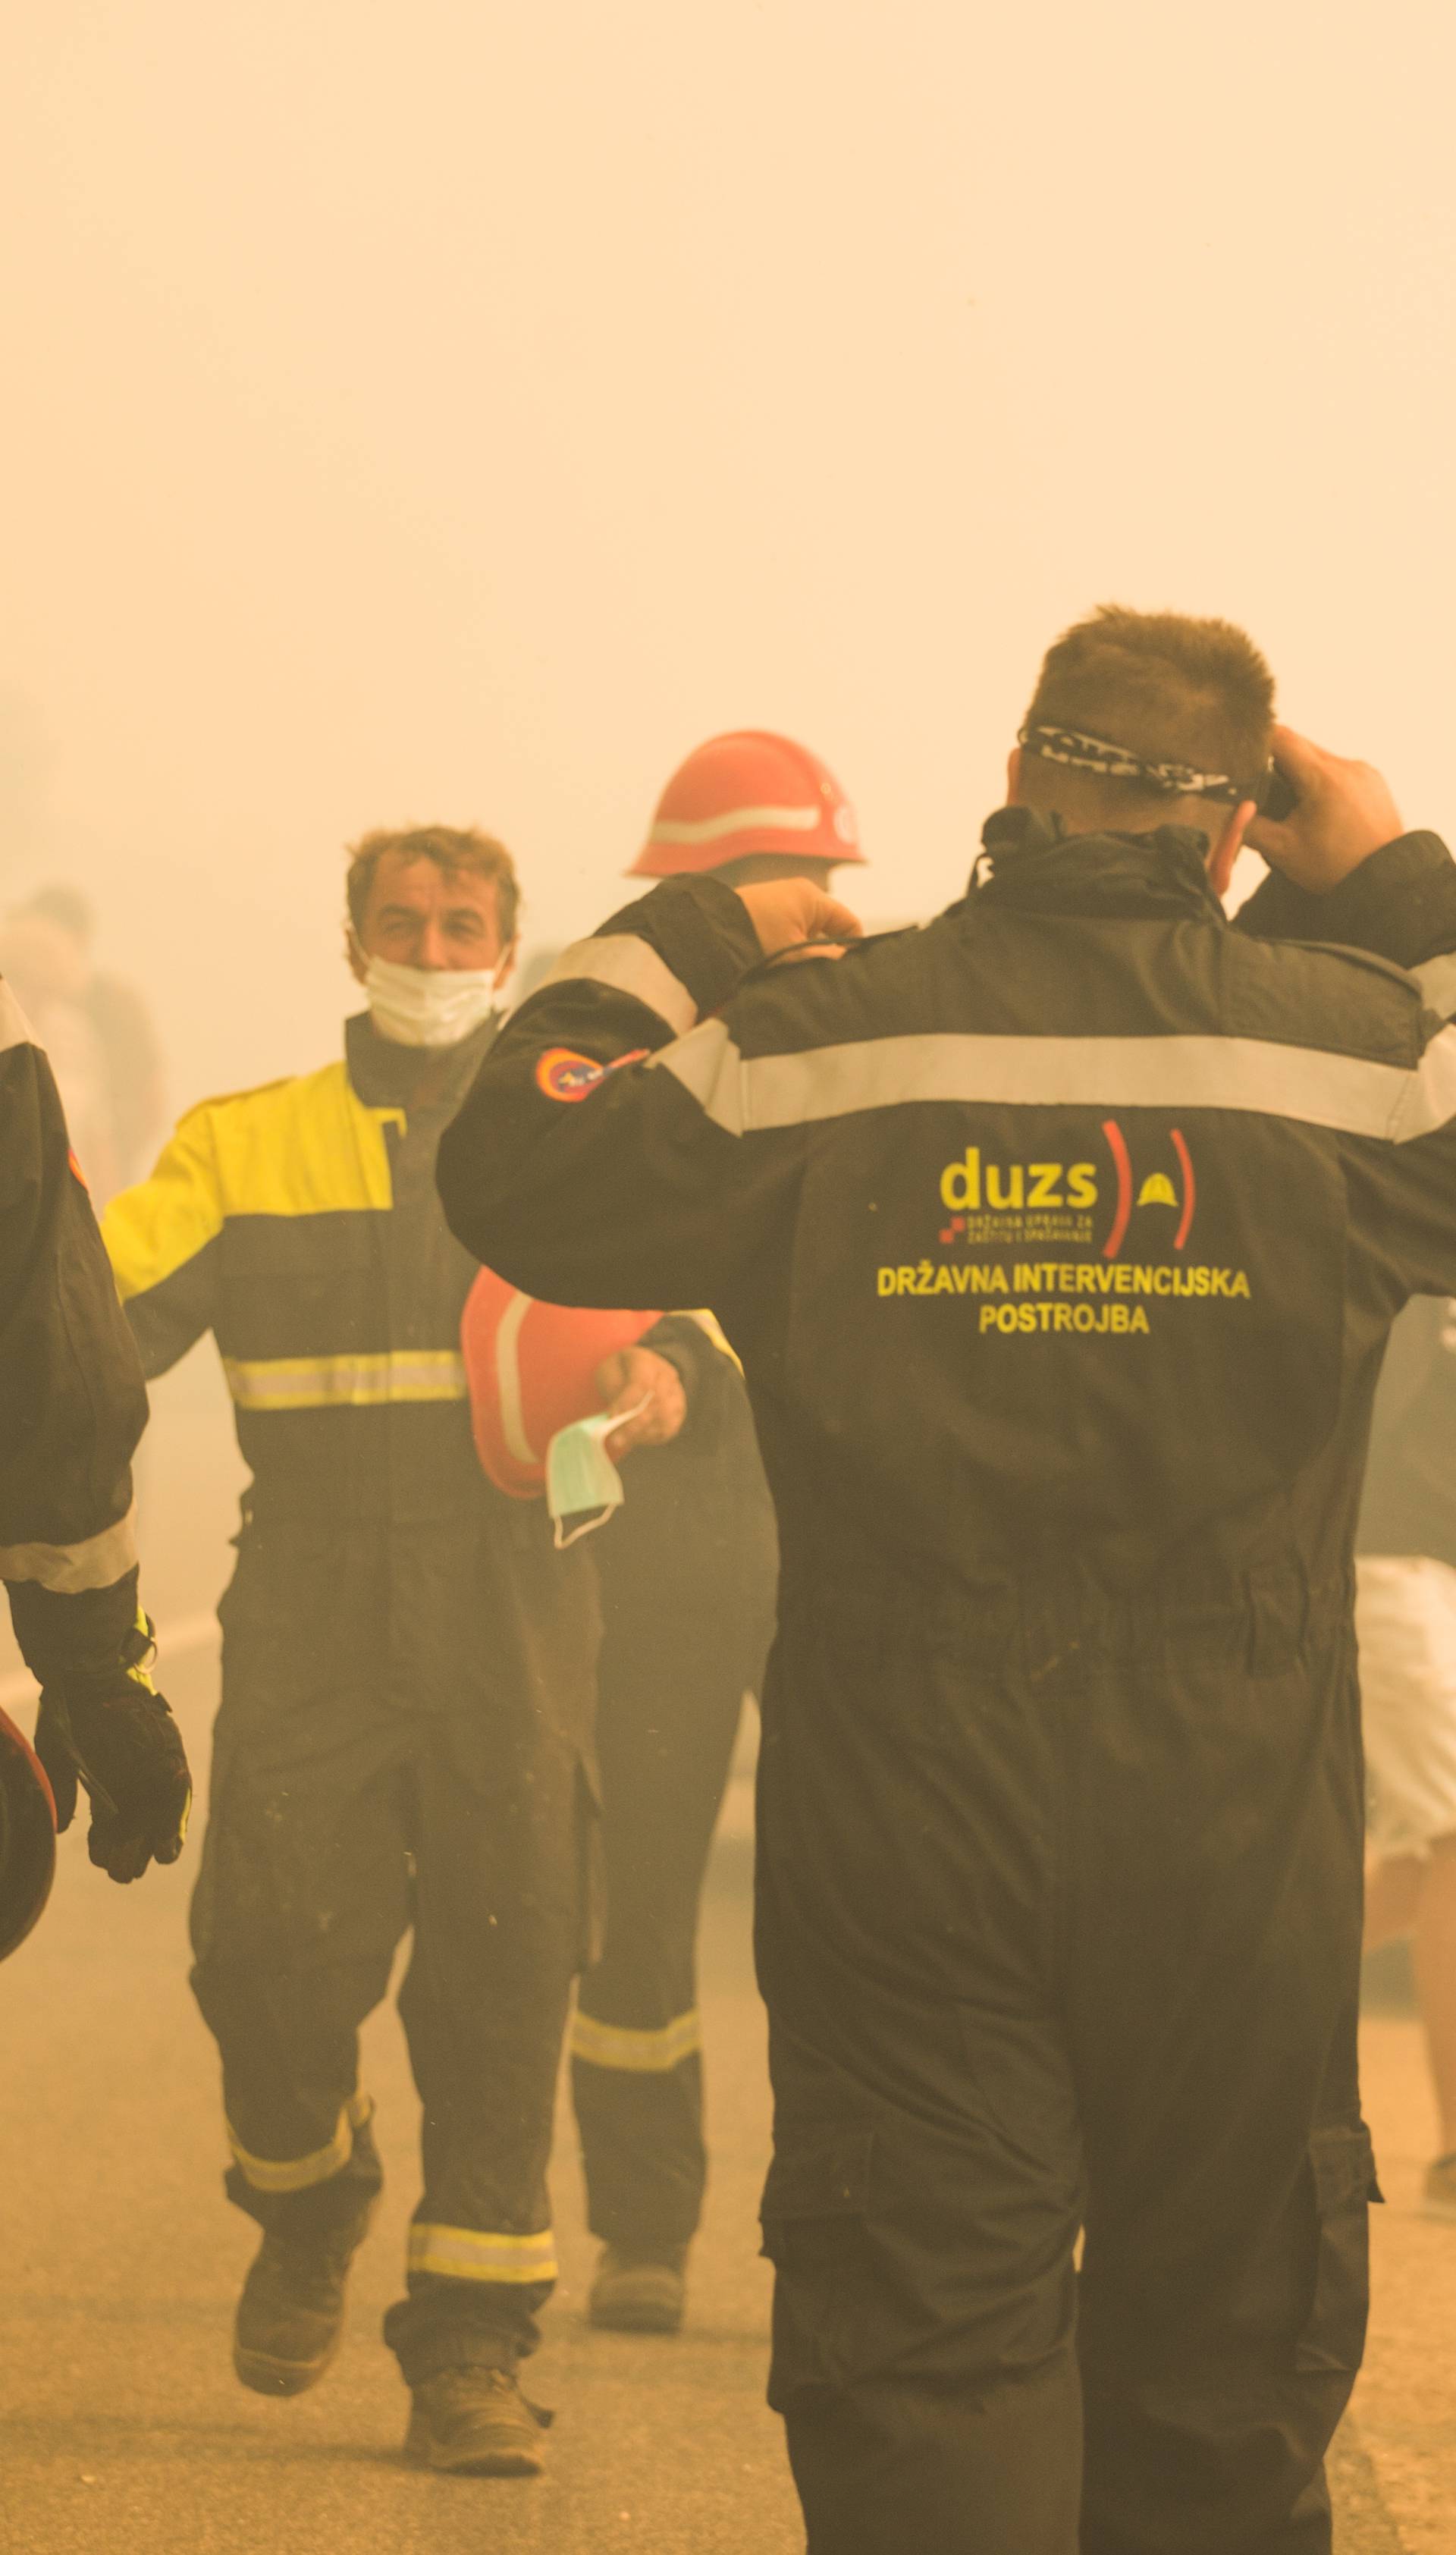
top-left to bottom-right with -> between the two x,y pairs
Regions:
545,1398 -> 648,1549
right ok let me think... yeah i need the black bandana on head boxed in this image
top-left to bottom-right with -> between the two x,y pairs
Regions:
1018,722 -> 1246,805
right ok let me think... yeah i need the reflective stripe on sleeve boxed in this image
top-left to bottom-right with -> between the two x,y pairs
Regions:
530,936 -> 700,1037
570,2007 -> 702,2073
406,2223 -> 559,2285
228,2091 -> 373,2194
0,1505 -> 138,1594
221,1351 -> 467,1410
653,1021 -> 1456,1146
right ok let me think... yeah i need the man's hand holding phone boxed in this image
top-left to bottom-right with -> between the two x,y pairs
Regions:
1247,724 -> 1405,893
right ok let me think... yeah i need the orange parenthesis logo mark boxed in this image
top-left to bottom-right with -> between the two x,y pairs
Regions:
535,1047 -> 649,1103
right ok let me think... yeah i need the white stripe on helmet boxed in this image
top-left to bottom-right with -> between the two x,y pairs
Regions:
648,802 -> 822,847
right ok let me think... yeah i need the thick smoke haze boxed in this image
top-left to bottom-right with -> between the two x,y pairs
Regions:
2,1 -> 1452,1100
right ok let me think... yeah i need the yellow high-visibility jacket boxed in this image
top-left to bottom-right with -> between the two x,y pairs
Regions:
104,1016 -> 499,1529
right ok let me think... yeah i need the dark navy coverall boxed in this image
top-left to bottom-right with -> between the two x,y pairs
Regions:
105,1014 -> 600,2384
437,815 -> 1456,2553
575,1334 -> 777,2255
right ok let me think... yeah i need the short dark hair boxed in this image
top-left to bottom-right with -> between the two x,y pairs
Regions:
1020,606 -> 1276,822
345,825 -> 521,943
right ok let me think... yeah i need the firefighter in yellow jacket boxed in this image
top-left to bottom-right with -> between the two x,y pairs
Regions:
101,827 -> 651,2478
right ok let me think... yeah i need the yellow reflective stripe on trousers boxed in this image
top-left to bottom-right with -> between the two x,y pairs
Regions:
407,2224 -> 558,2285
228,2091 -> 373,2194
570,2007 -> 702,2073
221,1351 -> 467,1410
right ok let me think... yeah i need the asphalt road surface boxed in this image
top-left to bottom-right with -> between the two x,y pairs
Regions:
0,1351 -> 1449,2551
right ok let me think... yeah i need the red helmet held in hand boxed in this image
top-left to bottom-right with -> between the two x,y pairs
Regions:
629,730 -> 864,879
0,1701 -> 57,1963
462,1269 -> 662,1497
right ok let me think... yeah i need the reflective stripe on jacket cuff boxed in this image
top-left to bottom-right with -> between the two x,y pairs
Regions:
0,1506 -> 138,1594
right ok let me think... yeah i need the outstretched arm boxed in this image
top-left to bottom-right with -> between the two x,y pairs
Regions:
437,875 -> 855,1319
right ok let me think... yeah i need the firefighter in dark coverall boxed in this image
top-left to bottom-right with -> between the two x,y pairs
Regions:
570,735 -> 852,2334
101,827 -> 611,2478
438,609 -> 1456,2553
0,974 -> 190,1947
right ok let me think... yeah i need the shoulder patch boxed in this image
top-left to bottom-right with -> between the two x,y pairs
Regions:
535,1047 -> 648,1103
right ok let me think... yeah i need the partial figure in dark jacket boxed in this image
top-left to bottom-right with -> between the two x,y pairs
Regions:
102,827 -> 603,2482
576,1308 -> 777,2329
1356,1282 -> 1456,2217
438,607 -> 1456,2555
569,735 -> 853,2334
0,974 -> 190,1956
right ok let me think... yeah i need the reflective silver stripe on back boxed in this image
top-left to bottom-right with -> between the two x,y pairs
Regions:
654,1021 -> 1456,1146
0,979 -> 37,1057
529,936 -> 699,1036
0,1505 -> 138,1593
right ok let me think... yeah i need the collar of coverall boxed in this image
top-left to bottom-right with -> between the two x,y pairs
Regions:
970,805 -> 1227,922
344,1006 -> 501,1111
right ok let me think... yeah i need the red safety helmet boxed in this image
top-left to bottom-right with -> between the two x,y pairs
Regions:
461,1267 -> 662,1497
629,730 -> 864,878
0,1701 -> 56,1964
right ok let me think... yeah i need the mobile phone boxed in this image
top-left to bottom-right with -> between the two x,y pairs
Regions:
1259,764 -> 1298,823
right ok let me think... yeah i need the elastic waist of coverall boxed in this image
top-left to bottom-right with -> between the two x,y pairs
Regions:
779,1539 -> 1354,1687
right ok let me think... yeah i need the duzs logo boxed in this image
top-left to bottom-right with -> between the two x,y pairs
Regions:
936,1122 -> 1196,1257
535,1047 -> 648,1103
939,1148 -> 1097,1216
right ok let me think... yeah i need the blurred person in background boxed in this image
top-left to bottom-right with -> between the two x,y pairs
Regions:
0,973 -> 191,1952
0,885 -> 165,1201
562,734 -> 855,2337
100,826 -> 601,2480
1356,1282 -> 1456,2217
437,611 -> 1456,2555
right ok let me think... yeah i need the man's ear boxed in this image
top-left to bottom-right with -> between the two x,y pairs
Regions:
1206,799 -> 1257,901
1006,745 -> 1025,807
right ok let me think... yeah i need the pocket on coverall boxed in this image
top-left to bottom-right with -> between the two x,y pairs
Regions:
1294,2123 -> 1380,2375
760,2130 -> 875,2399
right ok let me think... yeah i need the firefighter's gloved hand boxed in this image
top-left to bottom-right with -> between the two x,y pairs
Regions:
33,1620 -> 193,1882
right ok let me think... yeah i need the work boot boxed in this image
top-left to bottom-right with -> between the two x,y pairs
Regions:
405,2366 -> 548,2475
233,2211 -> 372,2397
588,2242 -> 688,2334
1422,2151 -> 1456,2222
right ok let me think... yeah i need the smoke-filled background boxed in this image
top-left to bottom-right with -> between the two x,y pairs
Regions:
2,0 -> 1454,1096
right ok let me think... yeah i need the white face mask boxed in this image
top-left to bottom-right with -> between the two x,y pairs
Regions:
546,1398 -> 649,1549
362,955 -> 502,1049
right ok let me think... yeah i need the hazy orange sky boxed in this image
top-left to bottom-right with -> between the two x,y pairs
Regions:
3,2 -> 1453,1094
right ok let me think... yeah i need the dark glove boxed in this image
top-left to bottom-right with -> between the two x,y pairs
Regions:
33,1617 -> 193,1883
